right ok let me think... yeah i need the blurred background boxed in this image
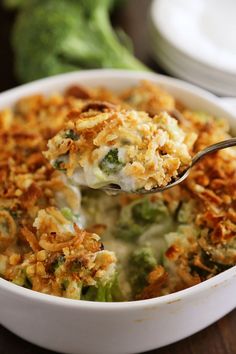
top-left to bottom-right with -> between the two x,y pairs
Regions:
1,0 -> 236,97
1,0 -> 236,96
0,0 -> 153,92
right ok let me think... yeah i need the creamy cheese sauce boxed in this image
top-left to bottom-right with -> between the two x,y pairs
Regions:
70,162 -> 138,191
80,190 -> 175,299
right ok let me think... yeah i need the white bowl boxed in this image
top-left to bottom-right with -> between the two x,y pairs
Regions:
0,70 -> 235,354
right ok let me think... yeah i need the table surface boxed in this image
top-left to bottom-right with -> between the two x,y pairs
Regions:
0,1 -> 235,354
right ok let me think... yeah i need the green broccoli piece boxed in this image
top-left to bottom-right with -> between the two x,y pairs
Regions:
81,284 -> 112,302
61,207 -> 74,222
114,221 -> 144,242
12,0 -> 148,83
51,255 -> 65,273
115,198 -> 169,242
60,207 -> 80,225
99,148 -> 124,175
23,274 -> 32,289
3,0 -> 125,11
129,247 -> 157,294
61,279 -> 69,291
53,153 -> 69,172
9,209 -> 22,221
132,199 -> 169,225
53,159 -> 66,172
57,256 -> 122,301
2,0 -> 27,10
11,268 -> 32,289
63,129 -> 79,141
81,274 -> 122,302
107,0 -> 126,10
58,256 -> 122,301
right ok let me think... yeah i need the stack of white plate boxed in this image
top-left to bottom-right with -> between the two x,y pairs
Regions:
150,0 -> 236,96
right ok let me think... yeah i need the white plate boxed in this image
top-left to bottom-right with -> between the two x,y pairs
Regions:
149,10 -> 236,96
0,70 -> 235,354
150,21 -> 236,86
151,0 -> 236,75
151,32 -> 236,95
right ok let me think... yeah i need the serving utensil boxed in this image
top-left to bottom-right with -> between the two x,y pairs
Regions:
103,137 -> 236,194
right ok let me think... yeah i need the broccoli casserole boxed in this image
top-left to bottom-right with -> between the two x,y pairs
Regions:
45,109 -> 193,191
0,81 -> 235,301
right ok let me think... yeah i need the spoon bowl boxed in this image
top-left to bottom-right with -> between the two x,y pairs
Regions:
102,137 -> 236,194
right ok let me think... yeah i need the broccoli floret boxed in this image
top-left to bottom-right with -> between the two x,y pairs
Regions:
9,209 -> 22,221
81,274 -> 122,302
63,280 -> 83,300
55,256 -> 122,301
61,207 -> 74,222
60,263 -> 122,302
114,222 -> 144,242
99,148 -> 124,175
23,273 -> 32,289
3,0 -> 124,11
3,0 -> 27,10
60,207 -> 80,224
53,159 -> 66,171
58,208 -> 80,230
61,279 -> 69,291
12,0 -> 148,83
51,255 -> 65,273
129,247 -> 157,294
0,255 -> 7,276
63,129 -> 79,141
115,198 -> 170,242
11,268 -> 32,289
132,199 -> 169,225
53,154 -> 69,171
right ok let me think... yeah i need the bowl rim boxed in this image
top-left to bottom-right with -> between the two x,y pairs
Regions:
0,69 -> 234,118
1,266 -> 236,310
0,69 -> 235,310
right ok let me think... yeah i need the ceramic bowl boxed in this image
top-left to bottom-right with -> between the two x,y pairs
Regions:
0,70 -> 235,354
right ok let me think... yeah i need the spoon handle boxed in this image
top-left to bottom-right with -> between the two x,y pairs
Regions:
192,137 -> 236,166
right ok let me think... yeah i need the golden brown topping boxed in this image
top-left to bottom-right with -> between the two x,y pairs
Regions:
45,109 -> 194,191
165,245 -> 182,261
120,81 -> 175,116
137,266 -> 168,300
0,81 -> 235,302
21,227 -> 40,252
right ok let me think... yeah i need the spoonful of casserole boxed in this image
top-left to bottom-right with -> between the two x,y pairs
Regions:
44,105 -> 236,194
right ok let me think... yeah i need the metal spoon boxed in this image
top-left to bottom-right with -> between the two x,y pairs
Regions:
102,137 -> 236,195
